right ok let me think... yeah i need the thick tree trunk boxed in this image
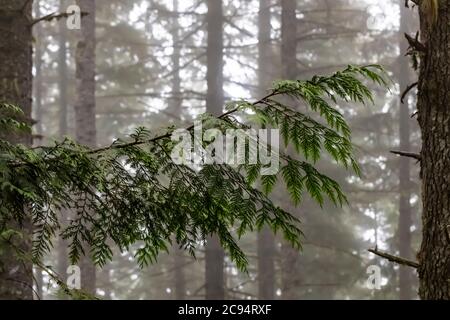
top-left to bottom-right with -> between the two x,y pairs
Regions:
75,0 -> 97,296
0,0 -> 34,300
398,3 -> 414,301
257,0 -> 276,301
416,0 -> 450,300
205,0 -> 225,300
280,0 -> 300,300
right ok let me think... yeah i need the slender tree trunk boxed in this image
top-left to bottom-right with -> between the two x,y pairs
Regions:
34,0 -> 43,137
75,0 -> 97,297
257,0 -> 276,301
416,0 -> 450,300
205,0 -> 225,300
169,0 -> 186,300
169,0 -> 182,117
174,248 -> 186,300
397,3 -> 414,300
280,0 -> 300,300
0,0 -> 34,300
33,0 -> 44,299
56,0 -> 70,299
59,0 -> 68,138
281,0 -> 297,80
102,262 -> 112,300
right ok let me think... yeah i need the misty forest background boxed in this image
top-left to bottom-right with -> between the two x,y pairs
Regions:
32,0 -> 420,300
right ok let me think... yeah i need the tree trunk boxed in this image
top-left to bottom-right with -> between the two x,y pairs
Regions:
281,0 -> 297,80
257,0 -> 276,301
416,0 -> 450,300
59,0 -> 68,138
174,248 -> 186,300
169,0 -> 182,118
33,0 -> 44,299
0,0 -> 34,300
397,2 -> 414,301
205,0 -> 225,300
56,0 -> 70,299
75,0 -> 97,297
170,0 -> 186,300
34,0 -> 43,137
280,0 -> 300,300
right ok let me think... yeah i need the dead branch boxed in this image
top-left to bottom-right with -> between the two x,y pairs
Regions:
369,249 -> 420,269
401,82 -> 419,104
390,150 -> 421,161
30,11 -> 88,27
405,32 -> 427,53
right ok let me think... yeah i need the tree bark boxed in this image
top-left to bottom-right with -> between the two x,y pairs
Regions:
75,0 -> 97,297
0,0 -> 34,300
398,2 -> 414,301
257,0 -> 276,301
205,0 -> 225,300
416,0 -> 450,300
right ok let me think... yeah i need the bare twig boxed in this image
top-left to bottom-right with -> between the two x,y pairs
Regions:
369,249 -> 420,269
30,11 -> 88,27
401,82 -> 418,104
390,150 -> 421,161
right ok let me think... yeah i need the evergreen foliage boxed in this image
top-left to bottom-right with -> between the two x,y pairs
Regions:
0,65 -> 386,273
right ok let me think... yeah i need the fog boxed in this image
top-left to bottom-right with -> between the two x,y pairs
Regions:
32,0 -> 421,300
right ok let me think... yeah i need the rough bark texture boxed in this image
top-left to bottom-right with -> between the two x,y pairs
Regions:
280,0 -> 300,300
205,0 -> 225,300
257,0 -> 276,301
0,0 -> 34,300
398,3 -> 414,300
75,0 -> 97,296
416,0 -> 450,300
